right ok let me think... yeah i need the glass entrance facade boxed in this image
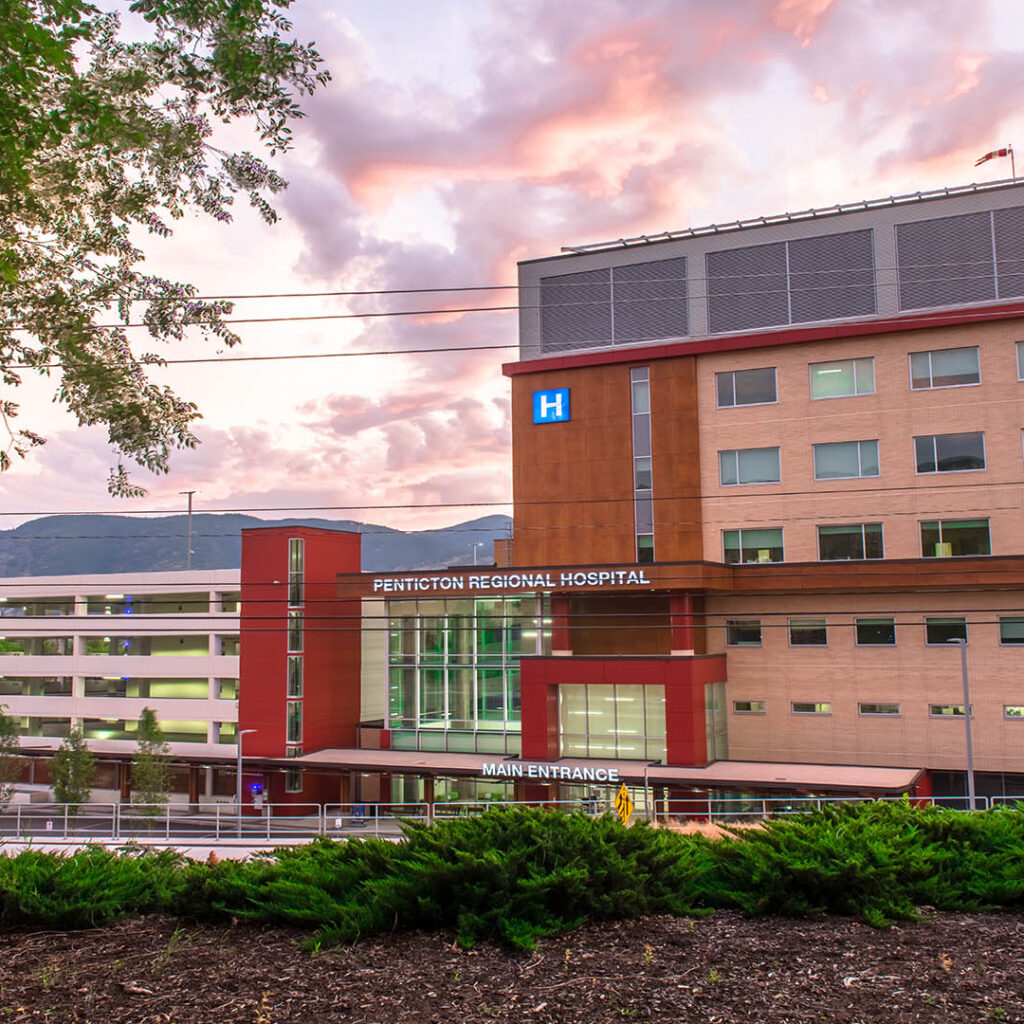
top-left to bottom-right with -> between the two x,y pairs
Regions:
558,683 -> 667,760
386,596 -> 549,752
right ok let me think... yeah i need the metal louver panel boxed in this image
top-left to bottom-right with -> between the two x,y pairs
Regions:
896,211 -> 995,310
994,206 -> 1024,299
611,256 -> 688,343
539,268 -> 612,353
788,230 -> 875,323
707,242 -> 788,333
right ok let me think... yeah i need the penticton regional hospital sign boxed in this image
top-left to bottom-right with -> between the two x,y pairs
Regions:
371,567 -> 652,594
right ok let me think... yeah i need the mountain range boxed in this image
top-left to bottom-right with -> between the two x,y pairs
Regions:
0,514 -> 512,576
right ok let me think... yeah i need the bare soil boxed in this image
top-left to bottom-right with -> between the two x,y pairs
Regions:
1,911 -> 1023,1023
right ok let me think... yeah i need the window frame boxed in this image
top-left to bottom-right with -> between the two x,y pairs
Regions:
791,701 -> 832,715
924,617 -> 967,646
1003,705 -> 1024,719
715,367 -> 778,408
732,700 -> 766,714
929,704 -> 972,718
718,446 -> 781,487
920,519 -> 991,559
725,620 -> 763,647
1017,341 -> 1024,382
816,522 -> 884,562
788,618 -> 828,647
812,439 -> 880,481
855,617 -> 896,646
858,702 -> 901,716
908,346 -> 981,390
998,617 -> 1024,645
808,357 -> 875,400
722,527 -> 784,565
914,431 -> 986,475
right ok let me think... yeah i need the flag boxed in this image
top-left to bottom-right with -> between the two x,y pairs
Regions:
975,147 -> 1010,167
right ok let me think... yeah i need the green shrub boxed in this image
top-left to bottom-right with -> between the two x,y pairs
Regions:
1,802 -> 1023,949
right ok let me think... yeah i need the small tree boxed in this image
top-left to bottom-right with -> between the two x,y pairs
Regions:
52,727 -> 96,812
0,706 -> 22,809
131,707 -> 170,813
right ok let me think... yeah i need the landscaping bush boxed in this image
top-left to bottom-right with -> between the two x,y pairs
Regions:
1,801 -> 1023,949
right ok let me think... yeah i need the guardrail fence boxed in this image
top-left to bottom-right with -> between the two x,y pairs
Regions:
0,794 -> 1017,843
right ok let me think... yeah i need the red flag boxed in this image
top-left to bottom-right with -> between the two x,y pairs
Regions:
975,147 -> 1010,166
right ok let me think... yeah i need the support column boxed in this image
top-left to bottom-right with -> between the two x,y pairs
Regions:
670,593 -> 695,656
423,776 -> 435,822
187,765 -> 201,810
118,762 -> 131,802
551,594 -> 572,655
337,772 -> 352,808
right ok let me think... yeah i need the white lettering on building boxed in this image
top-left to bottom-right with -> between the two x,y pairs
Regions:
370,568 -> 649,594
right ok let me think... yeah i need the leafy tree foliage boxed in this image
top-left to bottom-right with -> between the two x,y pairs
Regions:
0,705 -> 23,808
131,706 -> 170,810
52,726 -> 96,809
0,0 -> 330,492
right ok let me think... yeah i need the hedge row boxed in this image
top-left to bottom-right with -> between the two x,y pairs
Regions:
2,801 -> 1023,949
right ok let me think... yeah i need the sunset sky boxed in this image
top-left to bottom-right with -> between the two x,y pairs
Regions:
4,0 -> 1023,531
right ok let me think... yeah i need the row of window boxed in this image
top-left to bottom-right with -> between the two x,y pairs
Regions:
0,592 -> 240,617
716,342 -> 1024,408
0,676 -> 238,699
733,700 -> 1024,718
724,518 -> 992,563
0,635 -> 240,656
725,616 -> 1024,647
719,430 -> 993,487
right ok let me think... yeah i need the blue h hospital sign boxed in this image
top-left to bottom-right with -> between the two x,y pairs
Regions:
533,388 -> 570,424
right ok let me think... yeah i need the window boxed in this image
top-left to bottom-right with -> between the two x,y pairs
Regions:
725,620 -> 762,647
733,700 -> 766,713
914,432 -> 985,473
925,617 -> 967,645
286,701 -> 303,743
723,528 -> 783,564
287,610 -> 303,652
631,367 -> 654,563
813,440 -> 879,480
287,655 -> 303,696
716,367 -> 777,407
719,447 -> 780,486
909,346 -> 980,389
818,523 -> 883,561
859,703 -> 900,715
999,617 -> 1024,644
809,357 -> 874,399
1004,706 -> 1024,718
792,702 -> 831,714
288,538 -> 304,607
634,455 -> 652,490
856,618 -> 896,645
930,704 -> 971,718
921,519 -> 991,558
789,618 -> 827,646
1017,341 -> 1024,381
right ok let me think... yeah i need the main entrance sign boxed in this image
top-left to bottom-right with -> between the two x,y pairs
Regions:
372,568 -> 652,594
481,760 -> 621,782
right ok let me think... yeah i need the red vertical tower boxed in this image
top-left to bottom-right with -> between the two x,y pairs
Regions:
239,527 -> 362,804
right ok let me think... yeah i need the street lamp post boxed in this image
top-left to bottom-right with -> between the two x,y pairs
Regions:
236,728 -> 259,836
179,490 -> 195,570
947,638 -> 976,810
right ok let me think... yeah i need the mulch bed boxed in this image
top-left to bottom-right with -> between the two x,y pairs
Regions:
1,911 -> 1022,1022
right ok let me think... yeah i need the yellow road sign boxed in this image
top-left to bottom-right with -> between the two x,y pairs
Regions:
614,782 -> 634,825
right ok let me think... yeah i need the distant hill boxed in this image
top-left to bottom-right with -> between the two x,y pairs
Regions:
0,514 -> 512,576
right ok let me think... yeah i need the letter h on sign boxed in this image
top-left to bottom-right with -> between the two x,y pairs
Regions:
533,388 -> 570,424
